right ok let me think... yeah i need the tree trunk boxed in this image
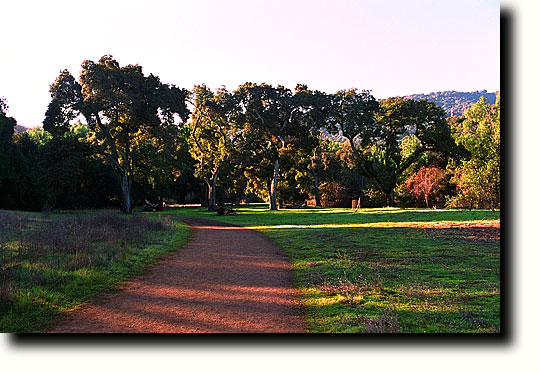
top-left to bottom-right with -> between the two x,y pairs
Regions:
120,169 -> 132,214
200,183 -> 208,207
313,171 -> 321,207
207,168 -> 220,212
269,158 -> 279,210
207,180 -> 216,211
386,189 -> 395,207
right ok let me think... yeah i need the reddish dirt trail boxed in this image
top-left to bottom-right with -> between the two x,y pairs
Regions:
51,217 -> 305,333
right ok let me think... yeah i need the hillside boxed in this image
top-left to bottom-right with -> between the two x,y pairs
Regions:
14,125 -> 29,133
403,90 -> 497,117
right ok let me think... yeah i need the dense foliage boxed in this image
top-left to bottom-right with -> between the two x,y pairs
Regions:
447,94 -> 500,209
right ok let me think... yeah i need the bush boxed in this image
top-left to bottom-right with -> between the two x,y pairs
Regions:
363,185 -> 387,207
405,167 -> 447,208
395,182 -> 414,208
318,180 -> 352,207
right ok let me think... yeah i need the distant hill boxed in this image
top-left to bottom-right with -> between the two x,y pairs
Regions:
403,90 -> 497,117
14,125 -> 29,133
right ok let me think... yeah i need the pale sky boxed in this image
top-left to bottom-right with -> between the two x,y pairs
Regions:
1,0 -> 500,127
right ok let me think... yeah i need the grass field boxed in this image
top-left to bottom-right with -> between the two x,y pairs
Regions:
165,206 -> 500,333
0,210 -> 190,333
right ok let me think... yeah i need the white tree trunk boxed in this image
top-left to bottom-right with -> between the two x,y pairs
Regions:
269,159 -> 279,210
207,168 -> 220,211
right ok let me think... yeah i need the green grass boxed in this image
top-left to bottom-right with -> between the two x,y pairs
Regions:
0,210 -> 190,333
164,205 -> 500,333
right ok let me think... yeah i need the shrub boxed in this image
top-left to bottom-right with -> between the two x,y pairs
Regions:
395,182 -> 414,208
318,180 -> 352,207
405,167 -> 447,208
363,185 -> 387,207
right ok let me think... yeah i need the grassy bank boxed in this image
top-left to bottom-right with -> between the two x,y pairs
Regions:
0,210 -> 189,333
165,206 -> 500,333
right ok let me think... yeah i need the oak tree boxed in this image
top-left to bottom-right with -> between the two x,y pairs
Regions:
44,56 -> 190,213
235,83 -> 327,210
190,85 -> 247,211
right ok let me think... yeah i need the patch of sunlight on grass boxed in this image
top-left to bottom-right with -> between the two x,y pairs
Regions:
249,219 -> 499,230
305,295 -> 344,307
391,300 -> 460,313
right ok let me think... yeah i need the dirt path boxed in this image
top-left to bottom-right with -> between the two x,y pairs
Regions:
50,217 -> 305,333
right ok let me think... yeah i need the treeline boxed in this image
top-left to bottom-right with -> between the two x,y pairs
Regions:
0,56 -> 500,212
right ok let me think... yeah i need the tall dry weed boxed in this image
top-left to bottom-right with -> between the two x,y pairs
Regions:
0,243 -> 14,310
359,311 -> 402,333
16,211 -> 171,269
